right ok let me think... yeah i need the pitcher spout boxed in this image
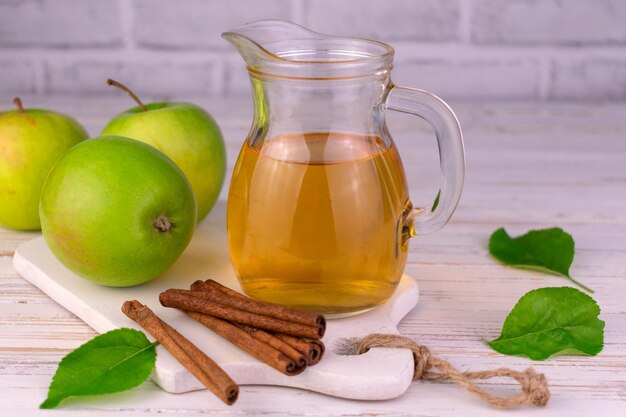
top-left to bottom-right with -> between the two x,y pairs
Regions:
222,20 -> 325,69
222,19 -> 394,79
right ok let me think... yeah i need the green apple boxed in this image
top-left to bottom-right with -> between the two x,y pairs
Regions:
40,136 -> 197,287
0,98 -> 88,230
102,79 -> 226,222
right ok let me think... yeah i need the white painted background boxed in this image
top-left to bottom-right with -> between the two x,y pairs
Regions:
1,0 -> 626,101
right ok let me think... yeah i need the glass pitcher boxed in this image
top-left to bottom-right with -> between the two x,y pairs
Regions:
223,20 -> 465,316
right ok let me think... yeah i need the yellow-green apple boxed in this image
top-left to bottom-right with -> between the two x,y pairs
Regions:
40,136 -> 197,287
0,98 -> 88,230
102,79 -> 226,222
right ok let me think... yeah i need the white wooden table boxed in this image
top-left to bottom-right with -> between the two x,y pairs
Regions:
1,97 -> 625,416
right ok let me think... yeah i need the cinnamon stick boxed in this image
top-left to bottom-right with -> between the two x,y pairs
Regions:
189,280 -> 325,329
236,324 -> 306,367
188,280 -> 325,365
190,280 -> 325,365
191,279 -> 251,300
274,333 -> 325,366
121,300 -> 238,405
160,289 -> 323,339
186,311 -> 306,376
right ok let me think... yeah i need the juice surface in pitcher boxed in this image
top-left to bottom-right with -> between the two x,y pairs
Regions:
227,132 -> 411,315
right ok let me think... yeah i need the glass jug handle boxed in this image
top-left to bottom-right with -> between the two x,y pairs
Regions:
385,85 -> 465,235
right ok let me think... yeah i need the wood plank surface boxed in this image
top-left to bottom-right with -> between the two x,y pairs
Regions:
1,97 -> 624,416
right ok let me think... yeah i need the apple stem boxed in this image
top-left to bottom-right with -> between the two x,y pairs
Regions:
153,215 -> 174,233
13,97 -> 24,114
106,79 -> 148,112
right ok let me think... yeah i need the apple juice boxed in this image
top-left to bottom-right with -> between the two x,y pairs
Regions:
227,132 -> 411,315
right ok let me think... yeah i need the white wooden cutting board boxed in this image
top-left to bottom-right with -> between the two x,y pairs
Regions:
12,202 -> 419,400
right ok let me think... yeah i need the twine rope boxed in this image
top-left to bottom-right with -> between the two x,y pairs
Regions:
336,333 -> 549,409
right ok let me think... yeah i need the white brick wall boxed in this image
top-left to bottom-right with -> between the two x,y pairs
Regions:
0,60 -> 36,94
550,59 -> 626,100
306,0 -> 460,41
0,1 -> 123,47
1,0 -> 626,101
472,0 -> 626,45
134,0 -> 293,50
46,60 -> 216,96
392,59 -> 542,100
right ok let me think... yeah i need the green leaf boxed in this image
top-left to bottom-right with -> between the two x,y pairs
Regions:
487,287 -> 605,360
40,328 -> 157,409
489,227 -> 593,292
430,189 -> 441,212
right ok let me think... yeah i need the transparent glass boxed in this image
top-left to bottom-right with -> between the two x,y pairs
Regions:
224,20 -> 465,316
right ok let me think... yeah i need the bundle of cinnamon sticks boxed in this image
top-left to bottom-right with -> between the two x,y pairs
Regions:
160,279 -> 326,375
122,279 -> 325,405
